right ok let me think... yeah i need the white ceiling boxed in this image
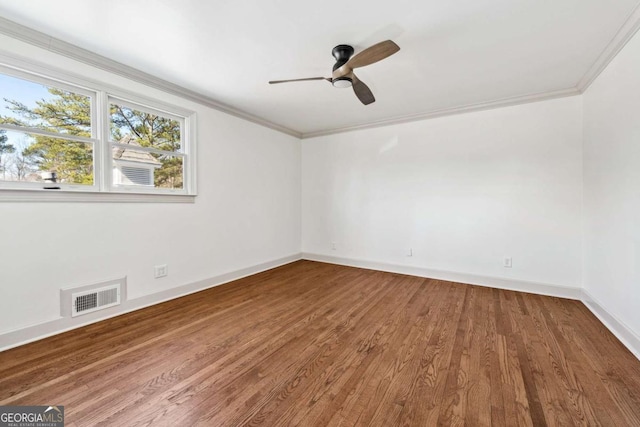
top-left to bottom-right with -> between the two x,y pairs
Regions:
0,0 -> 638,136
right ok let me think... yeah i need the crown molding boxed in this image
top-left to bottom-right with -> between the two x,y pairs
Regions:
0,16 -> 302,139
1,6 -> 638,141
577,2 -> 640,92
301,87 -> 581,139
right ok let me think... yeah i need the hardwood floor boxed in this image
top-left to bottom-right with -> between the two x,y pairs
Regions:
1,260 -> 640,426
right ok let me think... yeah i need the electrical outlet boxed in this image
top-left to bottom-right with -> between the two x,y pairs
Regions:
331,242 -> 337,250
503,257 -> 512,268
154,264 -> 168,278
407,248 -> 413,257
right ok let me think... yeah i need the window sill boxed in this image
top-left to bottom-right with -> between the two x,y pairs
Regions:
0,188 -> 196,203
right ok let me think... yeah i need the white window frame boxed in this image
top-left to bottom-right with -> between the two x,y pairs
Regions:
0,55 -> 197,203
107,96 -> 189,195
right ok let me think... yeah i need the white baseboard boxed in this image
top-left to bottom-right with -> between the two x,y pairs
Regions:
302,253 -> 582,300
303,253 -> 640,361
4,253 -> 639,364
0,253 -> 302,352
581,289 -> 640,360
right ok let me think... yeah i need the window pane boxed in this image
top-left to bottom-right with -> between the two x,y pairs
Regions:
110,103 -> 181,152
113,144 -> 183,190
0,73 -> 91,136
0,129 -> 94,185
154,155 -> 184,189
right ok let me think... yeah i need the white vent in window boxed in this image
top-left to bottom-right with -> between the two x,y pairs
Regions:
121,166 -> 152,186
71,284 -> 121,317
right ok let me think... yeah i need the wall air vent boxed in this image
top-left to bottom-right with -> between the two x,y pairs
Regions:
58,277 -> 127,318
71,284 -> 121,317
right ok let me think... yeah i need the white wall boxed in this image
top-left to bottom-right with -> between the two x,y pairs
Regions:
3,20 -> 639,358
0,34 -> 301,339
302,97 -> 584,289
583,28 -> 640,345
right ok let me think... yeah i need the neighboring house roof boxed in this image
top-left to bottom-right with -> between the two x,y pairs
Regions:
112,135 -> 161,166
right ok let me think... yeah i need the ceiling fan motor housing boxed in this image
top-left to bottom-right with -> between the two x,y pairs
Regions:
331,45 -> 354,87
331,45 -> 354,70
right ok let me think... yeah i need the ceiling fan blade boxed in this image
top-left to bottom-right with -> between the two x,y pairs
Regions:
269,77 -> 331,84
346,40 -> 400,70
352,75 -> 375,105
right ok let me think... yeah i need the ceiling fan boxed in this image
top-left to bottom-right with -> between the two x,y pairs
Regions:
269,40 -> 400,105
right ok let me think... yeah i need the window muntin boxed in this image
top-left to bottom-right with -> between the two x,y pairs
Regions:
0,63 -> 194,197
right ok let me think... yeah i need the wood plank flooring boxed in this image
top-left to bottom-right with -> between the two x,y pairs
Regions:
1,260 -> 640,426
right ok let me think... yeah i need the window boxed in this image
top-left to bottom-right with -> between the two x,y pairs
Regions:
0,73 -> 96,189
109,100 -> 184,191
0,62 -> 196,201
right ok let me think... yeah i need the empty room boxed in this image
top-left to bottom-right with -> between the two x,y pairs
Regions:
0,1 -> 639,426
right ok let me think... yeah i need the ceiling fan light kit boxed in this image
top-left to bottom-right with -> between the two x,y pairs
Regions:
332,77 -> 353,88
269,40 -> 400,105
